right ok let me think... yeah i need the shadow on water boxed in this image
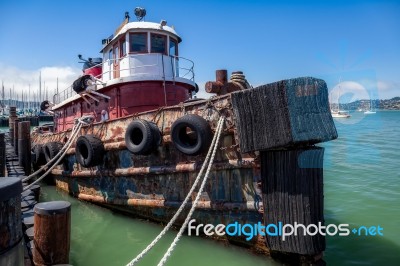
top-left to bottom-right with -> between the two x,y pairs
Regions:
41,185 -> 400,266
40,185 -> 279,266
324,212 -> 400,265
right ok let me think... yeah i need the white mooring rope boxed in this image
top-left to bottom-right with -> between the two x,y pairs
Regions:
126,116 -> 225,266
156,117 -> 225,266
22,122 -> 81,183
23,121 -> 83,191
22,115 -> 93,191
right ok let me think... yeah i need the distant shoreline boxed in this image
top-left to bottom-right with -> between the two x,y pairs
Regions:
333,97 -> 400,111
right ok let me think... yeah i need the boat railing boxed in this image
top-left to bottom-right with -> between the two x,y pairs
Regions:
54,54 -> 195,105
101,54 -> 195,82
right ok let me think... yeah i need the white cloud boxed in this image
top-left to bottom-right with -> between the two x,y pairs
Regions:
194,81 -> 211,99
376,80 -> 400,99
0,63 -> 81,101
329,79 -> 399,101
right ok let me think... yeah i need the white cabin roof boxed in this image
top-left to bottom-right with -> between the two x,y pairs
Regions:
101,21 -> 182,53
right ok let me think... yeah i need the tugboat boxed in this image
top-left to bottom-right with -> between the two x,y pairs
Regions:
31,7 -> 337,262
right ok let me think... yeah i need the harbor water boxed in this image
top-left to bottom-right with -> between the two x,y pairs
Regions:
3,111 -> 400,265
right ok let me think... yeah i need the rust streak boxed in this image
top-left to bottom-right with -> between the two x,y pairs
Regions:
51,161 -> 253,177
76,193 -> 258,210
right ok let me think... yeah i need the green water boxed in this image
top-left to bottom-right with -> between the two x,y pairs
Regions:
8,111 -> 400,265
40,186 -> 278,266
322,111 -> 400,265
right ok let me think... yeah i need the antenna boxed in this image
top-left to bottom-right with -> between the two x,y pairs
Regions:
134,7 -> 146,21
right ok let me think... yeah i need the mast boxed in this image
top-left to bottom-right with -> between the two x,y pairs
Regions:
56,77 -> 59,103
39,71 -> 41,103
28,84 -> 31,113
1,81 -> 4,113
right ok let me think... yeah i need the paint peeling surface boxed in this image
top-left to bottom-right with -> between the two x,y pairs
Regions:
32,95 -> 265,249
31,77 -> 335,252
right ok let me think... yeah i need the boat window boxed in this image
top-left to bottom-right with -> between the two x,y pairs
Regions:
120,38 -> 126,57
169,38 -> 178,56
129,33 -> 147,53
151,34 -> 166,54
108,49 -> 112,65
114,46 -> 119,60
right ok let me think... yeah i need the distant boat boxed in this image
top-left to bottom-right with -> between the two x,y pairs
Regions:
364,99 -> 376,114
364,110 -> 376,114
331,110 -> 351,118
330,79 -> 351,118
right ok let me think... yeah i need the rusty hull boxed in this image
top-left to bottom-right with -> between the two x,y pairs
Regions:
31,94 -> 266,250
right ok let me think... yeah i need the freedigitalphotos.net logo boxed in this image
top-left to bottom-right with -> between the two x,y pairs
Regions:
188,219 -> 383,241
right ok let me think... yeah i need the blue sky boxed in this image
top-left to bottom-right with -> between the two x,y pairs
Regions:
0,0 -> 399,100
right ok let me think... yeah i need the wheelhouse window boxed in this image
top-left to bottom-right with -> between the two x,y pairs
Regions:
108,49 -> 112,65
151,34 -> 166,54
169,38 -> 178,56
120,38 -> 126,57
114,46 -> 119,60
129,33 -> 147,53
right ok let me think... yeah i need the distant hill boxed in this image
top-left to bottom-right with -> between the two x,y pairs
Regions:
331,97 -> 400,111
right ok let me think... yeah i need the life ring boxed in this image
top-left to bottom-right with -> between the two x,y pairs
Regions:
75,135 -> 105,167
171,114 -> 212,156
43,142 -> 64,165
125,119 -> 161,155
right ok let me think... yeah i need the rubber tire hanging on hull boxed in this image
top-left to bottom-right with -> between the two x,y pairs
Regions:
32,144 -> 46,169
75,135 -> 105,167
125,119 -> 161,155
171,114 -> 212,156
43,142 -> 64,165
72,75 -> 92,94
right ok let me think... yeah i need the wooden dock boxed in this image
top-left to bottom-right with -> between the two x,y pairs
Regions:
0,131 -> 71,266
1,131 -> 36,266
0,115 -> 53,127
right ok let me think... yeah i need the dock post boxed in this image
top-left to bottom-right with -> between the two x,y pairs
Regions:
18,121 -> 31,175
13,119 -> 19,155
0,177 -> 24,266
261,147 -> 325,262
33,201 -> 71,266
0,133 -> 5,177
8,107 -> 17,146
30,184 -> 41,202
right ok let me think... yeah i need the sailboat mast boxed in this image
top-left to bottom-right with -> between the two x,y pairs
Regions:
28,84 -> 31,112
1,81 -> 4,113
39,71 -> 41,104
56,77 -> 59,103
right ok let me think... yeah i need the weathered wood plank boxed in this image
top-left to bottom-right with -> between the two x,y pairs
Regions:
261,147 -> 325,255
231,77 -> 337,153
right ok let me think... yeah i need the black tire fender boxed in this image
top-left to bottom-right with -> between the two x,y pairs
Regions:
125,119 -> 161,155
75,135 -> 105,167
32,144 -> 46,166
171,114 -> 212,156
43,142 -> 64,165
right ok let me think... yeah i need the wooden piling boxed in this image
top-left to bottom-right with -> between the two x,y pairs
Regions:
8,107 -> 17,146
17,121 -> 31,175
30,184 -> 41,202
0,177 -> 23,265
261,147 -> 325,257
13,119 -> 19,155
33,201 -> 71,266
0,133 -> 5,177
